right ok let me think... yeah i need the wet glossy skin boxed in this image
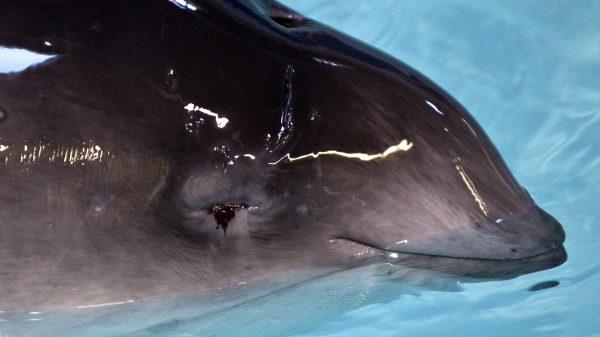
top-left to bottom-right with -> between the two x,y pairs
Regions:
0,0 -> 565,310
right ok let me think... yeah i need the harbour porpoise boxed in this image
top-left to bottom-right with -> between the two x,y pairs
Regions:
0,0 -> 566,334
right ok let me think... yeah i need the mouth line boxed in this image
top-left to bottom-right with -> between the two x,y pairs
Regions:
337,237 -> 565,262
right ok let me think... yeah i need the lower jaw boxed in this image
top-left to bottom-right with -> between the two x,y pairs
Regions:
336,238 -> 567,279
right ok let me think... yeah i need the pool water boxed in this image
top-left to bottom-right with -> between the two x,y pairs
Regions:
278,1 -> 600,336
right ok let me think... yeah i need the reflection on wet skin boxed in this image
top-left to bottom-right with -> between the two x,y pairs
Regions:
0,140 -> 110,167
169,0 -> 200,12
184,103 -> 229,129
312,57 -> 347,68
268,65 -> 296,152
269,139 -> 413,165
455,162 -> 489,217
0,46 -> 58,74
425,100 -> 445,116
75,299 -> 136,309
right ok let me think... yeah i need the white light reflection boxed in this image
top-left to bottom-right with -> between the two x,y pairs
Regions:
233,154 -> 256,160
313,57 -> 347,68
0,46 -> 58,74
76,299 -> 135,309
425,100 -> 444,115
168,0 -> 199,11
184,103 -> 229,128
269,139 -> 413,165
462,118 -> 478,136
388,252 -> 399,258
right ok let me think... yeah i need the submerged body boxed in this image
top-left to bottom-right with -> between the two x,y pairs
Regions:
0,0 -> 565,319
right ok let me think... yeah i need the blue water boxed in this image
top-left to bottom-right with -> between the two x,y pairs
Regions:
277,0 -> 600,336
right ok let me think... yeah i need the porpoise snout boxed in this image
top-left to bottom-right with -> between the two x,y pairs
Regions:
467,205 -> 566,260
511,206 -> 565,255
383,205 -> 566,261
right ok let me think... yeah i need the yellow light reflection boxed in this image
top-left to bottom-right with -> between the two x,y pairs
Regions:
269,139 -> 413,165
455,163 -> 489,216
1,140 -> 110,167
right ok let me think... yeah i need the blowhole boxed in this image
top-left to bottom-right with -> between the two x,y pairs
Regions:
270,3 -> 309,28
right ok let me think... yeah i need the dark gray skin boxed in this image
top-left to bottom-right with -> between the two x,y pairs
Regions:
0,0 -> 565,314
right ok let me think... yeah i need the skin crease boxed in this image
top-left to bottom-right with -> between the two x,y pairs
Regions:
0,0 -> 565,314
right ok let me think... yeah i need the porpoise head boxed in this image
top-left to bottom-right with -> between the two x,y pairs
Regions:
168,0 -> 566,265
0,0 -> 566,312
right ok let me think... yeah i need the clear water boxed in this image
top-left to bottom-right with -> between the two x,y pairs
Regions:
277,0 -> 600,336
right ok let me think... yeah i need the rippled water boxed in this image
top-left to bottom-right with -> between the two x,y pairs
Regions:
279,0 -> 600,336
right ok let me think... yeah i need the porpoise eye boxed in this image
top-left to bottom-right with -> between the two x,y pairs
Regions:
207,203 -> 248,236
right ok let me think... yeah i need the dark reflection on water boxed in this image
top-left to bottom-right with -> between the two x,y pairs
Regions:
528,280 -> 560,292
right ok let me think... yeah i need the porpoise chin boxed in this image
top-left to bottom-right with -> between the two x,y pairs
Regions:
0,0 -> 565,327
